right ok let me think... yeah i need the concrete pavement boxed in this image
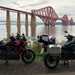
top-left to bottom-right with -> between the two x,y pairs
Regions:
0,60 -> 75,75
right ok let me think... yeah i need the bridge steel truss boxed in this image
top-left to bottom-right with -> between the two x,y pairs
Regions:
0,6 -> 71,38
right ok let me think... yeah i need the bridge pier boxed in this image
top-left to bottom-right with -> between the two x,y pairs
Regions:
49,25 -> 56,36
45,24 -> 56,36
62,15 -> 69,25
6,10 -> 11,38
30,14 -> 36,37
17,12 -> 21,34
45,24 -> 50,35
25,14 -> 28,36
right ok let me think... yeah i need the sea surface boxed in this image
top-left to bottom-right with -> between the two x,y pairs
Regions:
0,23 -> 75,43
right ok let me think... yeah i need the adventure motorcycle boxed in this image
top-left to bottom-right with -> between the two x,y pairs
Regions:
37,35 -> 57,69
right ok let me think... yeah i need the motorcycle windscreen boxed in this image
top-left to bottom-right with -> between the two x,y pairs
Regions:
42,36 -> 49,42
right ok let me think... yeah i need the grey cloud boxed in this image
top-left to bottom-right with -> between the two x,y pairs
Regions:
19,0 -> 49,8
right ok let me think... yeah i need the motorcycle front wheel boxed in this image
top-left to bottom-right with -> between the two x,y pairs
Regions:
44,53 -> 59,69
21,49 -> 35,64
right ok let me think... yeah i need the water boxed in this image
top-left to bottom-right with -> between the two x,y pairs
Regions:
36,25 -> 75,43
0,24 -> 75,43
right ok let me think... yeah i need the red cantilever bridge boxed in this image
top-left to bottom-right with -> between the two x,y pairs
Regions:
0,6 -> 73,37
31,6 -> 73,26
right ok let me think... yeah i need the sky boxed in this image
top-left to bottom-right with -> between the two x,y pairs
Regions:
0,0 -> 75,20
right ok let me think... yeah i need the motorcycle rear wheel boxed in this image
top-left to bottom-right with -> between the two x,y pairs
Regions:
44,53 -> 59,69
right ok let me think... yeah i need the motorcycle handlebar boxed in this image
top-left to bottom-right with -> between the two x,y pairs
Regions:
64,36 -> 68,37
